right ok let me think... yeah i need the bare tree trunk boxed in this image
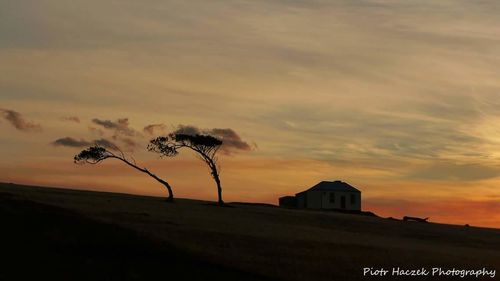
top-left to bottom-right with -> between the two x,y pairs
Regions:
207,158 -> 224,206
114,156 -> 174,202
145,170 -> 174,202
214,175 -> 223,205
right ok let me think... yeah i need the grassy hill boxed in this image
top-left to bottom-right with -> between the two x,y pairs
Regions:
1,182 -> 498,280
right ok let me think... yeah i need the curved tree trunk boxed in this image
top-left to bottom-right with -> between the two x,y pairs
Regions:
145,169 -> 174,202
113,156 -> 174,202
187,146 -> 224,206
203,155 -> 224,206
214,174 -> 223,205
209,161 -> 223,205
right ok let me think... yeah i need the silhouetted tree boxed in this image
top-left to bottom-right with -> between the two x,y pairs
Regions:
74,145 -> 174,201
148,133 -> 224,205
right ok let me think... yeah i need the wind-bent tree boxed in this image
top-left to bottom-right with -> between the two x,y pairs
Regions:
148,133 -> 224,205
74,145 -> 175,201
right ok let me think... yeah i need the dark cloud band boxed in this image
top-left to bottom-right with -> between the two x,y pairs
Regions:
52,137 -> 118,150
92,118 -> 137,136
173,125 -> 252,153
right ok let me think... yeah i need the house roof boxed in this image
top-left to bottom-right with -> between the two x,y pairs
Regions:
297,181 -> 361,194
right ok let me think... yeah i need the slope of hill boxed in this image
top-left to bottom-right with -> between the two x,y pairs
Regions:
1,182 -> 498,280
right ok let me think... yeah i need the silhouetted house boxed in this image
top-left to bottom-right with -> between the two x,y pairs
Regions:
279,181 -> 361,211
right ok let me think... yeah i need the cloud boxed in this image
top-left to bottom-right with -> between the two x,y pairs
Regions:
173,125 -> 252,154
120,137 -> 140,151
51,137 -> 118,150
94,138 -> 119,150
407,162 -> 500,182
61,116 -> 80,123
91,118 -> 137,136
210,128 -> 252,152
143,123 -> 167,135
173,125 -> 202,136
91,118 -> 144,152
258,94 -> 497,163
0,109 -> 41,132
51,137 -> 91,147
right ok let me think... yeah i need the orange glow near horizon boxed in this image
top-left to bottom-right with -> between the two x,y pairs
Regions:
2,157 -> 500,228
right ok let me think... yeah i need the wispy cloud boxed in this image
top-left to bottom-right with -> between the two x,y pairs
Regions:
120,137 -> 140,151
259,94 -> 497,161
0,109 -> 41,132
51,137 -> 118,150
52,137 -> 91,147
61,116 -> 80,123
173,125 -> 253,154
92,118 -> 138,137
143,123 -> 167,135
210,128 -> 252,152
407,162 -> 500,182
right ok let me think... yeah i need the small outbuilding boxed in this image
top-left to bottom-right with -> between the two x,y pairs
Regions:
278,196 -> 297,208
279,180 -> 361,211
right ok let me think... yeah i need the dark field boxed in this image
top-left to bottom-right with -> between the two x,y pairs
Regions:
1,183 -> 499,281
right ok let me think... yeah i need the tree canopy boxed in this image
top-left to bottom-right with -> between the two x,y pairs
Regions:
148,133 -> 224,205
75,145 -> 175,201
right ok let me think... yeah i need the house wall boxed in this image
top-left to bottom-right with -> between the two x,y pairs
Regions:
296,193 -> 306,208
306,191 -> 361,211
305,191 -> 323,209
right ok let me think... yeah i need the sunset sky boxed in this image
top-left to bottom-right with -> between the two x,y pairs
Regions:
1,0 -> 499,227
